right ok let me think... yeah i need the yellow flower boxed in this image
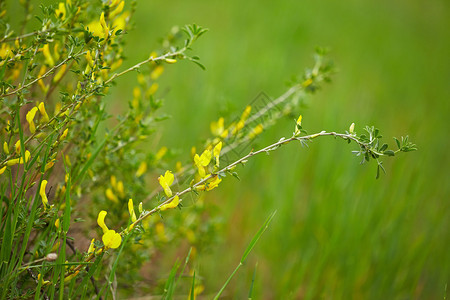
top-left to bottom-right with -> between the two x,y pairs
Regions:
213,142 -> 222,167
6,158 -> 20,166
210,117 -> 224,136
158,170 -> 174,197
38,102 -> 49,123
102,230 -> 122,249
97,210 -> 109,233
105,188 -> 118,203
55,218 -> 60,229
15,140 -> 21,154
44,160 -> 55,172
160,195 -> 180,211
110,175 -> 117,189
55,2 -> 66,20
99,12 -> 109,40
116,181 -> 124,198
248,124 -> 263,139
24,150 -> 30,163
240,105 -> 251,122
196,176 -> 222,191
128,198 -> 137,222
53,64 -> 67,82
85,51 -> 94,67
26,107 -> 38,133
42,44 -> 54,66
109,0 -> 124,18
40,180 -> 49,207
155,146 -> 168,161
146,83 -> 159,97
136,161 -> 147,177
111,11 -> 129,35
194,149 -> 211,177
232,120 -> 245,135
37,66 -> 48,92
150,65 -> 164,80
0,166 -> 6,175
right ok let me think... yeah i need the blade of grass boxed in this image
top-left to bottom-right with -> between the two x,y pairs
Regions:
174,247 -> 192,291
161,259 -> 180,300
213,210 -> 276,300
248,262 -> 258,299
189,270 -> 196,300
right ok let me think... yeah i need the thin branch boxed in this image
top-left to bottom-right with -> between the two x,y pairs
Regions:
132,130 -> 382,230
1,51 -> 84,98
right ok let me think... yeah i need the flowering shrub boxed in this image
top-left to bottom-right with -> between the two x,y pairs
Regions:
0,0 -> 416,298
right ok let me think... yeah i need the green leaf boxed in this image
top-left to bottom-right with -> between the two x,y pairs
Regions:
383,150 -> 395,157
394,137 -> 401,149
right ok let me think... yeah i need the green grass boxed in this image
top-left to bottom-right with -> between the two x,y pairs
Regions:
108,0 -> 450,298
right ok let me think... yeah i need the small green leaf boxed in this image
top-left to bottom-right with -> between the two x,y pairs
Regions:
383,150 -> 395,156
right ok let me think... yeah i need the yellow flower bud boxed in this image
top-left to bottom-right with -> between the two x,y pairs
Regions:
38,102 -> 49,123
128,198 -> 137,222
40,180 -> 49,207
55,218 -> 60,229
6,158 -> 20,166
3,141 -> 9,154
87,238 -> 95,254
0,166 -> 6,175
59,128 -> 68,141
24,150 -> 30,163
165,58 -> 177,64
349,122 -> 355,134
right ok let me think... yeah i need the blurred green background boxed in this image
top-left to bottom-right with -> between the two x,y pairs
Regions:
3,0 -> 449,298
113,0 -> 450,298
